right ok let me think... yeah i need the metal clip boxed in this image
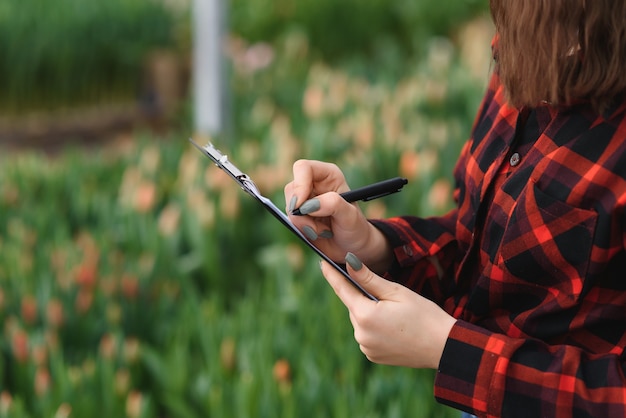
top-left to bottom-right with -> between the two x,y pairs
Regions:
197,141 -> 261,196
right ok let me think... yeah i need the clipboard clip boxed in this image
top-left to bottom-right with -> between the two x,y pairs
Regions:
189,139 -> 261,198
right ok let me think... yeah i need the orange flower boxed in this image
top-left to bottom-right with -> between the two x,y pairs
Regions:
75,262 -> 98,289
273,358 -> 291,384
428,179 -> 452,212
123,337 -> 140,364
21,295 -> 38,325
134,181 -> 156,213
99,334 -> 116,361
428,121 -> 449,148
327,72 -> 348,114
177,148 -> 201,189
458,16 -> 494,81
120,275 -> 140,300
302,85 -> 324,118
381,100 -> 401,142
158,203 -> 181,237
204,164 -> 232,192
416,148 -> 439,176
55,403 -> 72,418
353,111 -> 375,150
75,231 -> 99,264
45,330 -> 59,352
1,183 -> 19,206
399,150 -> 420,180
424,79 -> 448,105
34,367 -> 51,396
126,391 -> 143,418
219,188 -> 240,220
31,344 -> 47,367
285,244 -> 304,270
138,146 -> 161,175
250,165 -> 289,195
11,330 -> 29,363
46,299 -> 64,328
0,391 -> 12,414
186,189 -> 216,228
75,289 -> 94,314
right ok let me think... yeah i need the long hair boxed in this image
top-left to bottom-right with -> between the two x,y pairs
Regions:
490,0 -> 626,111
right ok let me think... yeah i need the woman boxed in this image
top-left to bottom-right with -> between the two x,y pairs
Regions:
284,1 -> 626,417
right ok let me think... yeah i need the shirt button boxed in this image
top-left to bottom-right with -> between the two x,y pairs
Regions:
509,152 -> 521,167
403,245 -> 414,257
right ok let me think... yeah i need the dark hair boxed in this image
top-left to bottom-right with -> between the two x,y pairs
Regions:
490,0 -> 626,111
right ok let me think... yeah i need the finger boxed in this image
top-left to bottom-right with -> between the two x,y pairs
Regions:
284,181 -> 298,213
298,223 -> 334,242
286,206 -> 334,242
344,253 -> 398,301
320,254 -> 389,310
319,260 -> 365,308
299,191 -> 365,230
289,160 -> 348,211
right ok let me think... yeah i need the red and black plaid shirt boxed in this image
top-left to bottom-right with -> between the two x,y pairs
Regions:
372,71 -> 626,417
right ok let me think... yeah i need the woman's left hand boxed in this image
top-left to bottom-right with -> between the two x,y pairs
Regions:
320,254 -> 457,369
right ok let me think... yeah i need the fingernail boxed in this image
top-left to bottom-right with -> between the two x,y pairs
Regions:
345,252 -> 363,271
302,225 -> 318,241
298,198 -> 321,215
288,195 -> 298,213
319,230 -> 334,239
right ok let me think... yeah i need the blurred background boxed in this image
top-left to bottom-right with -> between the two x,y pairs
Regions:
0,0 -> 493,416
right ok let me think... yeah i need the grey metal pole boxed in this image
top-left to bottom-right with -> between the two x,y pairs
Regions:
192,0 -> 228,137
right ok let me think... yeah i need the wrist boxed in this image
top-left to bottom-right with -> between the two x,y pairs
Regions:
429,316 -> 457,369
361,223 -> 394,274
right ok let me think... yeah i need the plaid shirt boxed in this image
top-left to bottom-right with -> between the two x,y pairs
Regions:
372,71 -> 626,417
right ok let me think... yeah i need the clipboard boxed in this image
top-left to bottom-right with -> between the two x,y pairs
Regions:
190,139 -> 378,301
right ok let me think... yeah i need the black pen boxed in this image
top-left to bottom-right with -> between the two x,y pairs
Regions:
291,177 -> 408,216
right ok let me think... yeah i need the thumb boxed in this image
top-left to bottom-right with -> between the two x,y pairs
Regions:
345,253 -> 397,301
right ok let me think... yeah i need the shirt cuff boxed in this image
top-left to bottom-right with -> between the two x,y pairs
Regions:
369,218 -> 431,266
434,320 -> 510,417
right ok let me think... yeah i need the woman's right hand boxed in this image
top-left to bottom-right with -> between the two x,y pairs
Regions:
284,160 -> 393,273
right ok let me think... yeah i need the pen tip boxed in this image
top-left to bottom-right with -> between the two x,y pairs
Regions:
291,209 -> 303,216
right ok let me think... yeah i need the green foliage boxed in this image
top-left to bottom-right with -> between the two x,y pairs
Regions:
229,0 -> 488,60
0,0 -> 177,113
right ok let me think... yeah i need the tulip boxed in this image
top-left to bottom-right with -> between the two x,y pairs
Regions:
34,367 -> 51,396
11,329 -> 29,363
21,295 -> 38,325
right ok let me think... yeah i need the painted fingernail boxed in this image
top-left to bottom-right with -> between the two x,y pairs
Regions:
302,225 -> 318,241
345,252 -> 363,271
298,198 -> 321,215
288,195 -> 298,213
319,230 -> 334,239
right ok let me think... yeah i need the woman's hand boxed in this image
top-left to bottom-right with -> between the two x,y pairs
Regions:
320,253 -> 456,369
284,160 -> 392,271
